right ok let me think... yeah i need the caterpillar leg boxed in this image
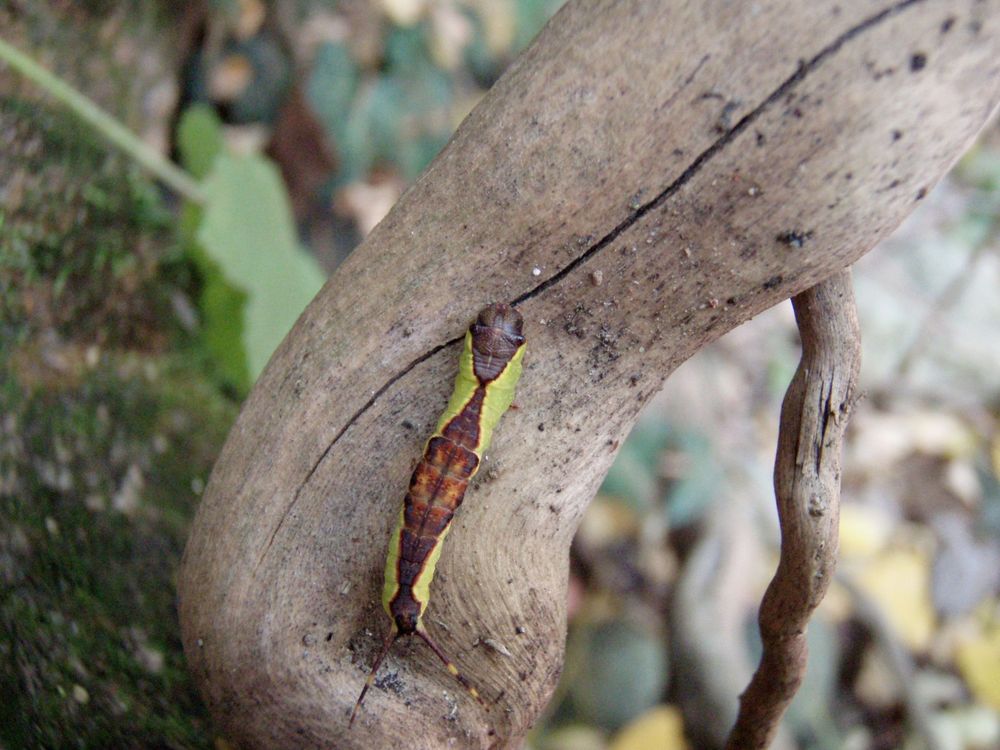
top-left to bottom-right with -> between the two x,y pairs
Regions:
416,624 -> 488,709
349,626 -> 398,725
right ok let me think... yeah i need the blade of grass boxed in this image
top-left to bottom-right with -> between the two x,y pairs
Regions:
0,37 -> 205,204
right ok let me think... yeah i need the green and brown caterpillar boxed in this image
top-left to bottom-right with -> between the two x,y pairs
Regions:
350,303 -> 527,724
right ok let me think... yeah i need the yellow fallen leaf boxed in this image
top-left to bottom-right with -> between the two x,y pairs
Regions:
991,433 -> 1000,479
477,0 -> 516,55
380,0 -> 426,26
610,705 -> 688,750
955,620 -> 1000,709
839,503 -> 893,559
542,724 -> 607,750
856,548 -> 935,651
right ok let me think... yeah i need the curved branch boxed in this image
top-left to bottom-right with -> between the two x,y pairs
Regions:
725,270 -> 861,749
178,1 -> 1000,747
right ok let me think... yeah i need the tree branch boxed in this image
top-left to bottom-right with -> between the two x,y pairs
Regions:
178,1 -> 1000,747
725,270 -> 861,749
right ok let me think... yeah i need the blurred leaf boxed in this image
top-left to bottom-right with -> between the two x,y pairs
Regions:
176,104 -> 224,181
838,503 -> 893,559
662,431 -> 719,526
178,187 -> 251,394
954,145 -> 1000,192
610,706 -> 687,750
930,514 -> 1000,617
188,239 -> 250,393
462,8 -> 503,86
955,616 -> 1000,710
223,35 -> 292,124
198,153 -> 326,377
598,419 -> 720,525
599,418 -> 670,508
784,616 -> 844,749
311,24 -> 456,186
384,23 -> 432,70
391,70 -> 452,178
513,0 -> 563,52
335,79 -> 397,184
306,41 -> 359,147
541,724 -> 607,750
598,448 -> 657,511
365,76 -> 406,166
856,548 -> 935,652
568,620 -> 667,731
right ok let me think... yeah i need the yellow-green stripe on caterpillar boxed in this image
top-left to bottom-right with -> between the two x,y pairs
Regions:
350,303 -> 526,724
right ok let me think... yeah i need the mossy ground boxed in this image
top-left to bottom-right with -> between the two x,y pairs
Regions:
1,11 -> 233,745
0,358 -> 233,749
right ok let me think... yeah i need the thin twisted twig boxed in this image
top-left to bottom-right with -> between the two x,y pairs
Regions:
725,270 -> 861,749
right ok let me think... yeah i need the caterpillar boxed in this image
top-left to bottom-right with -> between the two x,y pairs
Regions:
350,303 -> 527,724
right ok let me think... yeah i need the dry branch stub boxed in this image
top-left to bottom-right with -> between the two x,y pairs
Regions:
178,1 -> 1000,747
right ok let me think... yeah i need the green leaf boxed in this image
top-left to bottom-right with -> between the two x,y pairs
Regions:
184,227 -> 250,393
176,104 -> 224,181
198,153 -> 326,379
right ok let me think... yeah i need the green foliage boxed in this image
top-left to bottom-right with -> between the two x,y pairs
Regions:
176,103 -> 325,388
176,104 -> 224,181
182,221 -> 251,395
304,3 -> 566,189
306,0 -> 562,185
311,28 -> 453,185
197,153 -> 326,377
175,106 -> 251,393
